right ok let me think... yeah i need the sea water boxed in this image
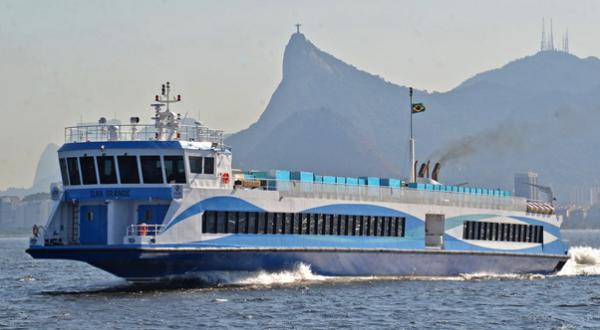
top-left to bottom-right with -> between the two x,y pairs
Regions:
1,230 -> 600,329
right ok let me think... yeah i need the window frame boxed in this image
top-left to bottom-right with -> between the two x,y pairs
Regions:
203,156 -> 215,175
79,156 -> 98,185
140,155 -> 165,184
96,155 -> 118,184
163,155 -> 186,184
66,157 -> 81,186
59,158 -> 70,186
117,155 -> 141,184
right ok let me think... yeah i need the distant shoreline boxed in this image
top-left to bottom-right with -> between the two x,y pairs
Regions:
0,229 -> 31,237
561,224 -> 600,230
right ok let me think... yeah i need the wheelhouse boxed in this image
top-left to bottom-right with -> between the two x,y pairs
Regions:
40,82 -> 232,246
57,141 -> 230,188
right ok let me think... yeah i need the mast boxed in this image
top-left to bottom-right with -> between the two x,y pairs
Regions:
153,82 -> 182,140
409,87 -> 416,183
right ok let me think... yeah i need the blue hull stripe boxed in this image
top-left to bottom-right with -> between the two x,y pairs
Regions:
165,196 -> 266,230
509,216 -> 561,236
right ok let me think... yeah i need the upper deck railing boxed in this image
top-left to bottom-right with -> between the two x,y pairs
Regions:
64,124 -> 224,145
236,179 -> 534,213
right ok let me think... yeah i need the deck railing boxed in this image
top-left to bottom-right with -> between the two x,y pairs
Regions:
236,179 -> 529,212
64,124 -> 224,145
126,224 -> 164,237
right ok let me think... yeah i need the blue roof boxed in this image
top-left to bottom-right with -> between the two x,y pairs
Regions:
58,141 -> 185,152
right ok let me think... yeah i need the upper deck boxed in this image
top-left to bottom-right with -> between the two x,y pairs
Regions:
64,122 -> 225,145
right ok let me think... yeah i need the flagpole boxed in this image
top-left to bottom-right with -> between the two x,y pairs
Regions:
409,87 -> 415,183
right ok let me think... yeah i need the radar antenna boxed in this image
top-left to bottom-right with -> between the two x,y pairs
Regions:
152,82 -> 182,140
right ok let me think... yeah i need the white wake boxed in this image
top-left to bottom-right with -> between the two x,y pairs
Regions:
556,246 -> 600,276
232,263 -> 329,285
178,263 -> 329,287
171,247 -> 600,287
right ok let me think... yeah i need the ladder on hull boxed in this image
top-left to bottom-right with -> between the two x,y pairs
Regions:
70,202 -> 79,244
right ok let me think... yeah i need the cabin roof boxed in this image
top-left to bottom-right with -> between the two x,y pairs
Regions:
58,140 -> 227,152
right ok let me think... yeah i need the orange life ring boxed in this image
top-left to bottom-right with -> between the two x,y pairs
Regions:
222,172 -> 230,184
32,225 -> 39,237
139,223 -> 148,236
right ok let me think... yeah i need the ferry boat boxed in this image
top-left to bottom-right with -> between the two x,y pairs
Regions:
27,83 -> 569,281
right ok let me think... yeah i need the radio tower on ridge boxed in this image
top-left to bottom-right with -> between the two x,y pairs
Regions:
540,18 -> 568,53
549,19 -> 554,51
562,29 -> 569,53
541,18 -> 546,51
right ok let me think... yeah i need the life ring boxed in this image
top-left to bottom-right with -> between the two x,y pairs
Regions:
222,172 -> 230,184
32,225 -> 39,237
139,223 -> 148,236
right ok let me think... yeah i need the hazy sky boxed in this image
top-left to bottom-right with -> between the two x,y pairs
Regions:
1,0 -> 600,190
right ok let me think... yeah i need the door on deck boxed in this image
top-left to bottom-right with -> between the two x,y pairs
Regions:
137,204 -> 170,225
425,214 -> 445,249
79,205 -> 108,245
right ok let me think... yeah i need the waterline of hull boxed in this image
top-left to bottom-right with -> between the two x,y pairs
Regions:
27,246 -> 568,281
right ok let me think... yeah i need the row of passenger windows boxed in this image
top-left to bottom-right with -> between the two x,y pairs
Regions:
462,221 -> 544,243
59,155 -> 215,186
202,211 -> 406,237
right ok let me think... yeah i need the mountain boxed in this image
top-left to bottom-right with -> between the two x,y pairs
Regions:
31,143 -> 60,192
227,32 -> 600,201
227,33 -> 412,178
456,51 -> 600,94
0,143 -> 60,198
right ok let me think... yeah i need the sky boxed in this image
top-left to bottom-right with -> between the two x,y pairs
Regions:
1,0 -> 600,190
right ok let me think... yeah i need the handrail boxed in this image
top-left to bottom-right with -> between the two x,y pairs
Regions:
126,224 -> 164,237
64,123 -> 224,145
234,178 -> 529,212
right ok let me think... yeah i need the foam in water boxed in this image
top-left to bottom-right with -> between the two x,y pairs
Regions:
557,246 -> 600,276
459,273 -> 545,281
179,263 -> 329,287
134,247 -> 600,289
233,263 -> 328,285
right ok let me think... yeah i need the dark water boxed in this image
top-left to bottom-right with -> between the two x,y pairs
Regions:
2,230 -> 600,329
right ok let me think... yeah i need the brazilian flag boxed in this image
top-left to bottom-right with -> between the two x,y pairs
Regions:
412,103 -> 426,114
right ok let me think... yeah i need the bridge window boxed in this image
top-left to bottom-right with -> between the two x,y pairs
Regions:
141,156 -> 164,184
96,156 -> 117,184
189,156 -> 203,174
80,156 -> 98,185
164,156 -> 186,183
59,158 -> 70,185
66,157 -> 81,185
117,156 -> 140,184
204,157 -> 215,174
